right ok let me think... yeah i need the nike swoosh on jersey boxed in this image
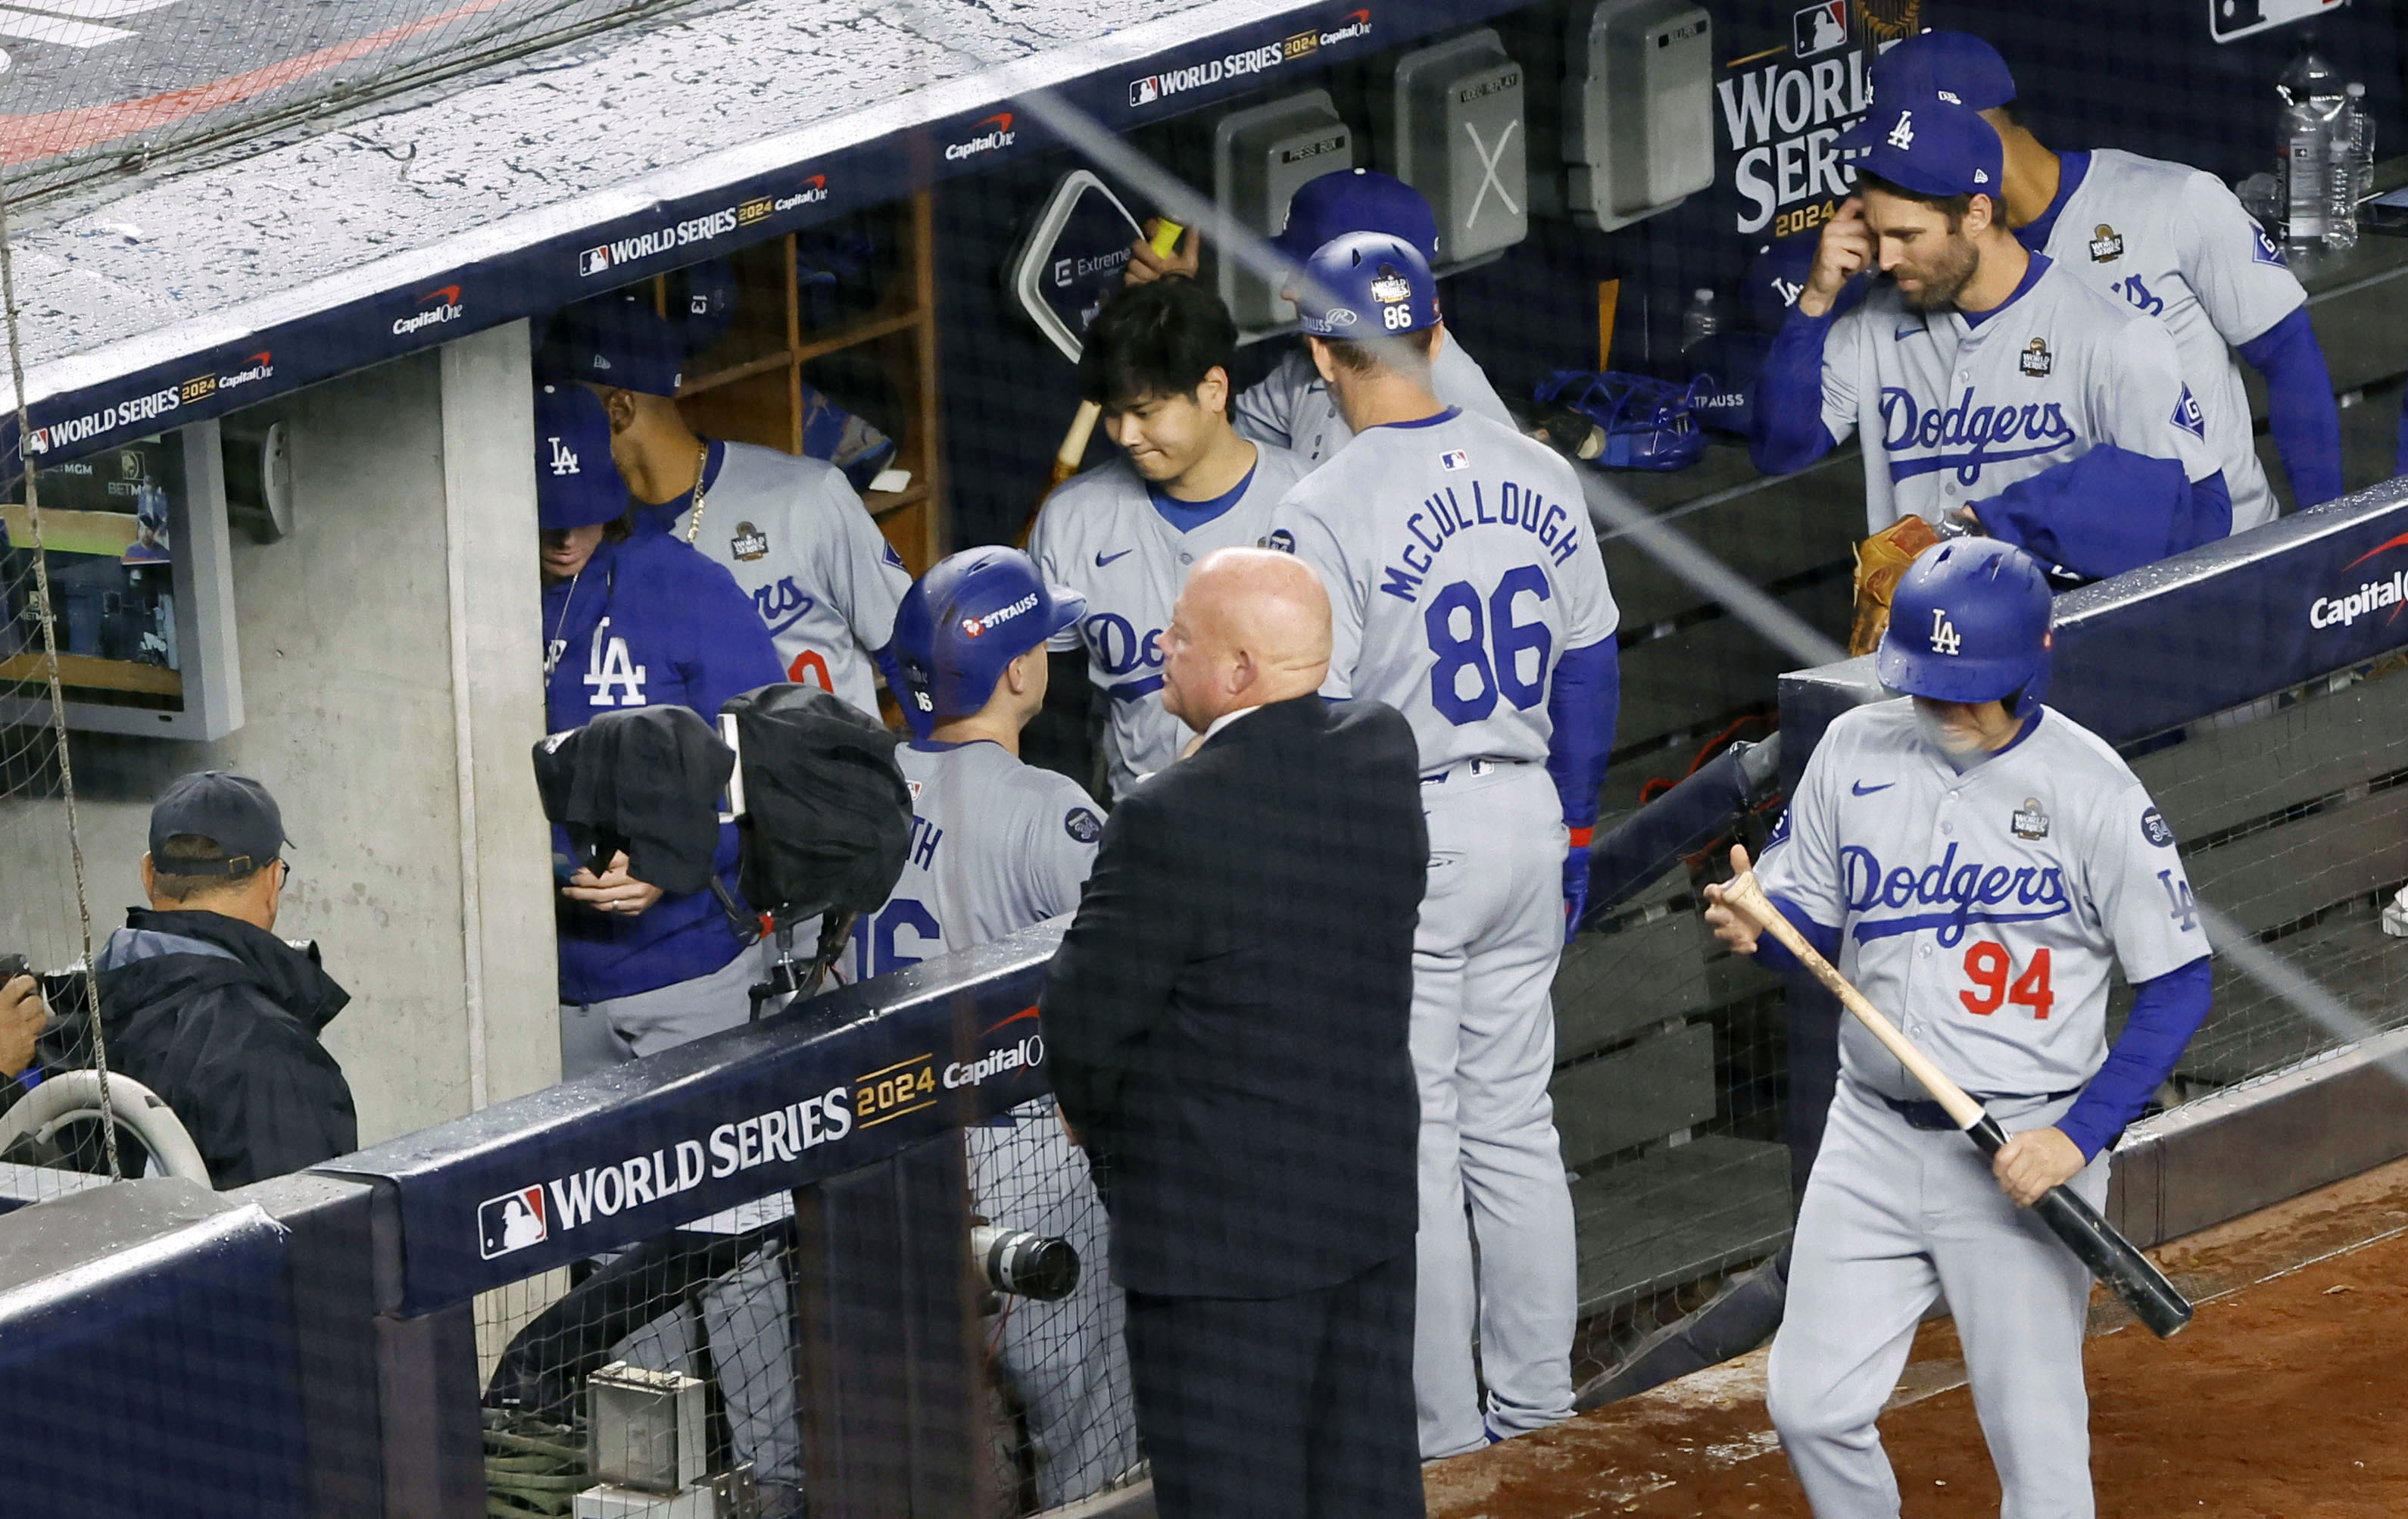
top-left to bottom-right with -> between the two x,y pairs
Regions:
1095,548 -> 1135,567
1851,780 -> 1895,795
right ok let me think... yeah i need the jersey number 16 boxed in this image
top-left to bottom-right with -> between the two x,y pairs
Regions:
1426,568 -> 1553,725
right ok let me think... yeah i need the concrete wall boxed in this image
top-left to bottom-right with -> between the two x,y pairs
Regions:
0,323 -> 557,1146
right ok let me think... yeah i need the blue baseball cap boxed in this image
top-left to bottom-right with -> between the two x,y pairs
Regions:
150,770 -> 290,874
1870,31 -> 2017,114
538,295 -> 685,397
1271,169 -> 1439,264
668,258 -> 741,355
534,385 -> 628,530
1841,95 -> 2004,202
891,547 -> 1085,731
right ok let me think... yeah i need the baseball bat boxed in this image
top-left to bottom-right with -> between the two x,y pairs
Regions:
1015,218 -> 1187,549
1718,869 -> 2195,1340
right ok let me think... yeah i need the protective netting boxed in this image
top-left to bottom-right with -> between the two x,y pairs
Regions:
473,1100 -> 1139,1516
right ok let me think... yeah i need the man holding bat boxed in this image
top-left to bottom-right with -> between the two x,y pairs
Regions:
1703,539 -> 2210,1517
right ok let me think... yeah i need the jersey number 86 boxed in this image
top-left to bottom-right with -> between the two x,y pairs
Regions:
1425,569 -> 1553,725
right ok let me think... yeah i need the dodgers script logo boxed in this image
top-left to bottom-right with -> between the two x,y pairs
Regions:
1880,386 -> 2076,487
1842,843 -> 2072,947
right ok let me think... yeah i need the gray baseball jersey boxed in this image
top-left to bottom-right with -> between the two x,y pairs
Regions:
845,739 -> 1103,982
2034,149 -> 2303,532
1271,406 -> 1614,1454
655,441 -> 913,717
1235,334 -> 1517,468
1755,698 -> 2208,1103
1028,446 -> 1309,797
1268,409 -> 1619,772
1818,256 -> 2224,535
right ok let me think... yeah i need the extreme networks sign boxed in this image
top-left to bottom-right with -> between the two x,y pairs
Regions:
328,941 -> 1057,1313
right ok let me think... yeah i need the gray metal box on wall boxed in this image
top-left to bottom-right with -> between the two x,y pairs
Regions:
1564,0 -> 1715,232
1385,29 -> 1529,270
1212,89 -> 1354,335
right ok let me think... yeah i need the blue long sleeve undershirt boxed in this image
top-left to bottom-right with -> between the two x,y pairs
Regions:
1546,640 -> 1620,834
1975,459 -> 2232,579
1750,305 -> 1844,477
2235,307 -> 2342,510
2057,956 -> 2213,1160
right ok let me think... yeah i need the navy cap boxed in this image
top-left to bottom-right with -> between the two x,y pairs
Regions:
668,258 -> 741,355
149,771 -> 289,875
539,295 -> 685,397
1870,30 -> 2017,113
1271,169 -> 1440,264
1841,95 -> 2004,201
534,385 -> 627,530
890,547 -> 1085,731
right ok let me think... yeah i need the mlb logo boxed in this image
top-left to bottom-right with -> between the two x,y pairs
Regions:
479,1185 -> 548,1261
578,246 -> 612,277
1792,1 -> 1846,58
1439,449 -> 1470,472
1130,76 -> 1159,108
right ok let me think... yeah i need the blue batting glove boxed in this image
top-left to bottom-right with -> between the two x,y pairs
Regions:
1563,844 -> 1592,944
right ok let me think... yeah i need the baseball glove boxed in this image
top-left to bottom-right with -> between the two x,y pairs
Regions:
1849,514 -> 1945,657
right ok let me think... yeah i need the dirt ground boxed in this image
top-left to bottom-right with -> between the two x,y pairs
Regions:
1427,1156 -> 2408,1517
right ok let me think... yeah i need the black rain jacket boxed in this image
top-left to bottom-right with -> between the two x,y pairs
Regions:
78,908 -> 357,1189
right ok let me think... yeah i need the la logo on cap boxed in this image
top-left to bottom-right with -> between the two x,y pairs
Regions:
546,435 -> 579,476
1886,110 -> 1915,151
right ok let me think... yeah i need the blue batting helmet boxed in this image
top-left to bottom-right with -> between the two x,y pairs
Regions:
1875,538 -> 2053,703
1296,232 -> 1439,338
891,547 -> 1086,732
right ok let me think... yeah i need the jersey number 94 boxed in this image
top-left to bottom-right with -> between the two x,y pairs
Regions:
1426,568 -> 1553,725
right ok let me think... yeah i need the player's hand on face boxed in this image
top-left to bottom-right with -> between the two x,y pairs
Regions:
0,975 -> 42,1078
1800,198 -> 1871,318
561,850 -> 666,916
1700,844 -> 1761,954
1992,1125 -> 2087,1207
1123,220 -> 1200,287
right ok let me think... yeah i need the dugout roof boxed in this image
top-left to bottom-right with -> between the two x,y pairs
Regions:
0,0 -> 1517,473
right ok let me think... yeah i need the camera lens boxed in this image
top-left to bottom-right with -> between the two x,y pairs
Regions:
971,1224 -> 1080,1301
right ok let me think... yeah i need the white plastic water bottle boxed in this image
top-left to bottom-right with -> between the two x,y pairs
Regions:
1680,289 -> 1720,353
2277,45 -> 2343,248
2325,82 -> 2365,251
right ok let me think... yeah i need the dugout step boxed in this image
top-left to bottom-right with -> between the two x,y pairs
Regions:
1569,1134 -> 1790,1315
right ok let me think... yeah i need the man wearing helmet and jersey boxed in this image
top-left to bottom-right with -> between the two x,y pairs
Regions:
1703,539 -> 2211,1517
869,547 -> 1132,1508
1265,233 -> 1620,1457
1124,168 -> 1517,468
